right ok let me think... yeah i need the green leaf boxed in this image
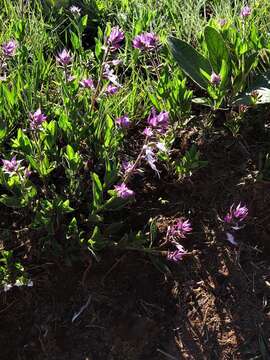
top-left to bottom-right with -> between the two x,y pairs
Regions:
88,226 -> 106,251
81,14 -> 88,29
0,195 -> 24,208
66,144 -> 75,160
168,36 -> 212,90
12,129 -> 32,155
91,173 -> 103,211
204,26 -> 231,88
100,196 -> 131,211
234,71 -> 270,105
70,31 -> 80,50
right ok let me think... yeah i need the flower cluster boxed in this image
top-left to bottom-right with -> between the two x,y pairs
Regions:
218,19 -> 227,27
2,156 -> 22,175
222,203 -> 248,245
166,218 -> 192,241
106,84 -> 119,95
116,115 -> 130,128
166,218 -> 192,263
210,72 -> 221,86
29,108 -> 47,130
224,203 -> 248,225
2,40 -> 17,58
147,108 -> 169,134
80,78 -> 95,89
114,183 -> 134,199
56,49 -> 72,66
167,243 -> 187,262
133,32 -> 158,51
240,6 -> 251,18
107,27 -> 125,52
70,5 -> 81,16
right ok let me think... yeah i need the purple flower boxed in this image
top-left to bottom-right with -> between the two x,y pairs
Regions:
132,32 -> 158,51
70,5 -> 81,16
106,59 -> 122,66
80,78 -> 95,89
166,218 -> 192,240
103,64 -> 121,86
114,183 -> 134,199
106,84 -> 119,95
240,5 -> 251,18
147,108 -> 169,133
143,145 -> 159,175
2,40 -> 17,57
56,49 -> 72,66
116,115 -> 130,128
30,108 -> 47,130
167,245 -> 187,262
156,142 -> 167,153
2,156 -> 22,175
234,203 -> 248,220
24,168 -> 32,178
107,26 -> 125,51
224,203 -> 248,224
210,72 -> 221,86
225,232 -> 238,246
122,161 -> 135,174
218,19 -> 227,27
67,75 -> 76,82
143,127 -> 153,137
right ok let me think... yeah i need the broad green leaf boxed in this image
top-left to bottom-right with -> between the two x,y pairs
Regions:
234,71 -> 270,105
0,195 -> 24,208
168,36 -> 212,90
70,31 -> 80,50
204,26 -> 231,88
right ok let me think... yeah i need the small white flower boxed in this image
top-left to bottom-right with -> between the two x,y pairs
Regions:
70,5 -> 81,16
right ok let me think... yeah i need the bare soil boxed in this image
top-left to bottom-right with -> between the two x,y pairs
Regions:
0,111 -> 270,360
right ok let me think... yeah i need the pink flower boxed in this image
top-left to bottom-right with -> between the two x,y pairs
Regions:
143,127 -> 153,137
107,26 -> 125,51
132,32 -> 158,51
210,72 -> 221,86
80,78 -> 95,89
106,84 -> 119,95
56,49 -> 72,66
24,168 -> 32,178
240,6 -> 251,18
114,183 -> 134,199
166,218 -> 192,240
234,203 -> 248,220
67,75 -> 76,82
116,115 -> 130,128
2,156 -> 22,175
218,19 -> 227,27
30,108 -> 47,130
167,244 -> 187,262
147,108 -> 169,133
121,161 -> 135,174
2,40 -> 17,57
224,203 -> 248,224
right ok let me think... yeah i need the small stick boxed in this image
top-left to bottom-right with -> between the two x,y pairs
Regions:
157,348 -> 178,360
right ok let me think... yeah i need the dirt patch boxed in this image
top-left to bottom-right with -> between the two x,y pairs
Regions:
1,119 -> 270,360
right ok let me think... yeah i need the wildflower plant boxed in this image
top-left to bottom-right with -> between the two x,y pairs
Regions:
0,0 -> 264,280
168,7 -> 270,109
220,203 -> 249,246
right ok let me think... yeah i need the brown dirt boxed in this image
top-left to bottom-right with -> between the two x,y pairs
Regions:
0,116 -> 270,360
